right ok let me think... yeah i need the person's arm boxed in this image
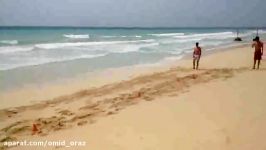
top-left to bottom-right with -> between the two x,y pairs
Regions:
199,47 -> 202,56
262,43 -> 264,55
252,42 -> 255,48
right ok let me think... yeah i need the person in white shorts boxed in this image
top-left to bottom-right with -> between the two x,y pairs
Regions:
193,42 -> 202,70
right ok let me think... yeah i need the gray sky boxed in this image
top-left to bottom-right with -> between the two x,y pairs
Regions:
0,0 -> 265,27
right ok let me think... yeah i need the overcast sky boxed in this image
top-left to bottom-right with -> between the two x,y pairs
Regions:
0,0 -> 265,27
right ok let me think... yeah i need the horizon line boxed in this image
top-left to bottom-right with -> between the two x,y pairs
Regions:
0,26 -> 265,29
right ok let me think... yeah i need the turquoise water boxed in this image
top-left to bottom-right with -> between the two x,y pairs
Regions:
0,27 -> 265,90
0,27 -> 265,71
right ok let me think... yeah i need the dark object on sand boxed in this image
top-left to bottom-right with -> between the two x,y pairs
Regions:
234,29 -> 242,41
234,37 -> 242,41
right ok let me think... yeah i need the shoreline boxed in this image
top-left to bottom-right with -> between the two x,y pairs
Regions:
0,42 -> 251,109
0,43 -> 254,109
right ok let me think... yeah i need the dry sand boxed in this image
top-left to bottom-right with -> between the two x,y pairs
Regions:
0,44 -> 266,150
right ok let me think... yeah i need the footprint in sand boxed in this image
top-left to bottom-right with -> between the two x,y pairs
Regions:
77,120 -> 88,126
58,110 -> 75,116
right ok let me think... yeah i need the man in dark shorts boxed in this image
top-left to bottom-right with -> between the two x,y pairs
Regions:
193,42 -> 202,70
252,36 -> 264,69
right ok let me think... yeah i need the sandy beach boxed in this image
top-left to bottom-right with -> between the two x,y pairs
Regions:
1,44 -> 266,150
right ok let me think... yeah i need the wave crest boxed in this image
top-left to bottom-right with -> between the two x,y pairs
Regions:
0,46 -> 34,54
63,34 -> 90,39
149,33 -> 185,37
35,40 -> 155,49
0,40 -> 18,45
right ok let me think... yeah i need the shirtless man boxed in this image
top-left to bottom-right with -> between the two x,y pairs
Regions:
193,42 -> 202,70
252,36 -> 264,69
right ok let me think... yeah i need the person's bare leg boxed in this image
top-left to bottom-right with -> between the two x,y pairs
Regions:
196,60 -> 199,70
253,60 -> 256,69
257,60 -> 260,69
193,59 -> 195,69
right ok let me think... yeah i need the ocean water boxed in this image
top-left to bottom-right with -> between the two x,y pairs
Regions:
0,27 -> 265,89
1,27 -> 266,71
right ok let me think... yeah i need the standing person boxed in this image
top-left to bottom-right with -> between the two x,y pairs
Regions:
252,36 -> 264,69
193,42 -> 202,70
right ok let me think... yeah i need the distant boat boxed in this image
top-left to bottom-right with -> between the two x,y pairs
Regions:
234,29 -> 242,41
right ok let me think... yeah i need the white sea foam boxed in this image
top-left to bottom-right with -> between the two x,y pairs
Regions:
252,30 -> 266,34
114,42 -> 159,53
63,34 -> 90,39
0,41 -> 159,70
0,40 -> 18,45
174,32 -> 234,39
161,38 -> 202,44
0,46 -> 34,54
102,36 -> 117,38
205,42 -> 249,51
0,53 -> 107,71
103,35 -> 142,38
163,55 -> 184,61
169,49 -> 190,55
35,40 -> 155,49
240,30 -> 266,38
149,33 -> 185,37
201,41 -> 225,47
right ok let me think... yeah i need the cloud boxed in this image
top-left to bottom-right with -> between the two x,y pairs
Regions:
0,0 -> 265,27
